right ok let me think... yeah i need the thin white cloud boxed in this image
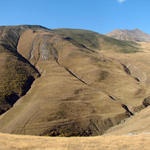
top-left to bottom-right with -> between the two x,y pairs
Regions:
117,0 -> 126,3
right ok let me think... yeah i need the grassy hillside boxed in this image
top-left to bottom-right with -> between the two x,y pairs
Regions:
0,25 -> 148,137
106,106 -> 150,135
1,106 -> 150,149
54,29 -> 100,49
0,26 -> 40,114
54,28 -> 140,53
100,36 -> 140,53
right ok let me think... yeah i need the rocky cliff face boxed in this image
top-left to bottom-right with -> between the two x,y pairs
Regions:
0,25 -> 148,136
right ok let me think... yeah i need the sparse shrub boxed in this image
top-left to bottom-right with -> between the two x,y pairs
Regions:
143,96 -> 150,107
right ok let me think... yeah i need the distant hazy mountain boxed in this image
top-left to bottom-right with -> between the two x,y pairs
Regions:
106,29 -> 150,42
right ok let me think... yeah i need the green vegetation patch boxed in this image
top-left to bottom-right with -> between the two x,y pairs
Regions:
54,29 -> 100,49
0,52 -> 39,113
54,28 -> 140,53
101,35 -> 140,53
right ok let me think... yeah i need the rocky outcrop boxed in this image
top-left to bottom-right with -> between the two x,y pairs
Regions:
143,96 -> 150,107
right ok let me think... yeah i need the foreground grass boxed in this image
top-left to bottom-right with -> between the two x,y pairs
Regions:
0,133 -> 149,150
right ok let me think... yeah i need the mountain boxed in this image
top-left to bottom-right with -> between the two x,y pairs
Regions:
106,28 -> 150,42
0,25 -> 149,137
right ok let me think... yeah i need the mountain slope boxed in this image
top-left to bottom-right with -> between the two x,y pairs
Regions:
0,25 -> 149,136
54,28 -> 139,53
106,106 -> 150,135
107,28 -> 150,42
0,26 -> 41,114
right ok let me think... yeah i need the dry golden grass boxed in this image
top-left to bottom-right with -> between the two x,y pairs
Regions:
138,42 -> 150,52
106,106 -> 150,135
0,132 -> 149,150
1,106 -> 150,150
100,42 -> 150,90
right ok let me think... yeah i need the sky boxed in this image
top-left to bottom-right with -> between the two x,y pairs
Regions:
0,0 -> 150,34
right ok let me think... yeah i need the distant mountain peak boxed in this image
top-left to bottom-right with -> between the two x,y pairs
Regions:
106,28 -> 150,42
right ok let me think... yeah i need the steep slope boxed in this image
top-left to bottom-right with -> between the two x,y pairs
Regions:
0,26 -> 149,136
54,28 -> 139,53
106,106 -> 150,135
0,26 -> 41,114
107,28 -> 150,42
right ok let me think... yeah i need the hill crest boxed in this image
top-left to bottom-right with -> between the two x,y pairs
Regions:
106,28 -> 150,42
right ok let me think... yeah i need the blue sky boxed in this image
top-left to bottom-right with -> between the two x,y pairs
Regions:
0,0 -> 150,34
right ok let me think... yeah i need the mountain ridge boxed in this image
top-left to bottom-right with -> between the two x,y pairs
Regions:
106,28 -> 150,42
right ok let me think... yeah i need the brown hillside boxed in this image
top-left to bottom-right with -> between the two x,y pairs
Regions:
0,26 -> 149,136
0,26 -> 40,114
1,105 -> 150,149
106,106 -> 150,135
